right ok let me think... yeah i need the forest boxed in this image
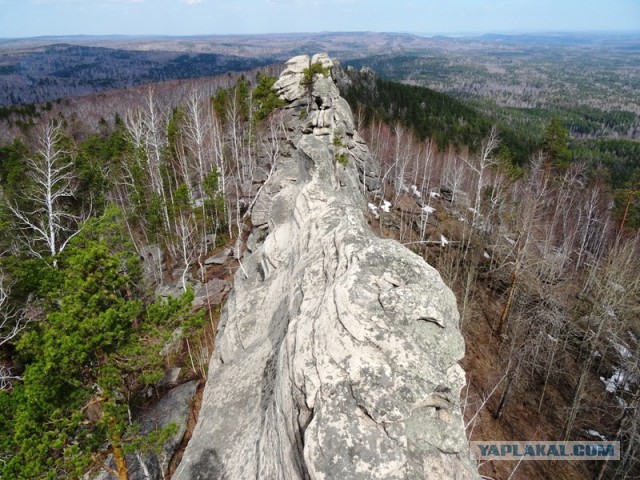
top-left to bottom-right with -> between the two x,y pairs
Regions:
0,72 -> 287,478
0,43 -> 273,106
0,42 -> 638,479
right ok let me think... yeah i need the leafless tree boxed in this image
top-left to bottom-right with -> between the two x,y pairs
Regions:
183,90 -> 215,190
442,150 -> 467,205
167,202 -> 201,292
495,153 -> 550,337
536,164 -> 585,281
574,181 -> 606,272
182,89 -> 229,260
124,87 -> 171,233
563,237 -> 640,440
8,121 -> 86,263
463,126 -> 500,230
0,271 -> 26,389
605,376 -> 639,479
0,271 -> 24,348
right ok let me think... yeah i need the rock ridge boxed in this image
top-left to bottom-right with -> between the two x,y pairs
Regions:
174,53 -> 479,480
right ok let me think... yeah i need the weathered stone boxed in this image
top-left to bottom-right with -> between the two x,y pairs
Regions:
246,226 -> 269,254
174,55 -> 478,480
204,248 -> 231,265
311,52 -> 334,70
274,54 -> 310,103
155,282 -> 185,300
90,381 -> 199,480
158,367 -> 182,387
203,234 -> 217,246
192,278 -> 231,308
160,327 -> 183,357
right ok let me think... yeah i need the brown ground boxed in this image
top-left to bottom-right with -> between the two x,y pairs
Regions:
460,296 -> 595,480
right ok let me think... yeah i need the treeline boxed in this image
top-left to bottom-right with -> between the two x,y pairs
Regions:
340,67 -> 538,164
0,73 -> 284,479
340,67 -> 640,227
0,101 -> 55,133
475,101 -> 640,144
571,138 -> 640,188
346,45 -> 640,126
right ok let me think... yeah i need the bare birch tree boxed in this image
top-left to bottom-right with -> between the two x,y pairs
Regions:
8,121 -> 85,263
495,153 -> 550,337
563,237 -> 640,440
0,270 -> 26,389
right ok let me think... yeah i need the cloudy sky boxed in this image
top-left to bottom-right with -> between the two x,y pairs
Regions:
1,0 -> 638,38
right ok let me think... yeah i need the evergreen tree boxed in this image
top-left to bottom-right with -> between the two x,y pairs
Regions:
542,117 -> 571,168
1,206 -> 200,479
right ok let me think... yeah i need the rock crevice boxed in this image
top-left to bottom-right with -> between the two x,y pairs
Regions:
174,54 -> 479,480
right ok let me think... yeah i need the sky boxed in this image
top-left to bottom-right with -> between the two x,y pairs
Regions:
0,0 -> 639,38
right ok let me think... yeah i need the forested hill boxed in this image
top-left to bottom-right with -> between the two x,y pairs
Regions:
339,65 -> 640,214
339,66 -> 540,164
0,43 -> 274,106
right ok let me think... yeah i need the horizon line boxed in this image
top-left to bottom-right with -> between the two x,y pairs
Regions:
2,29 -> 640,41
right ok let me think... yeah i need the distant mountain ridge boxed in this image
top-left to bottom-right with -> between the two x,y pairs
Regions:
2,30 -> 639,107
0,43 -> 273,106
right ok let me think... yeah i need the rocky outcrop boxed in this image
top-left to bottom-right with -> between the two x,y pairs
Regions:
91,381 -> 199,480
174,54 -> 478,479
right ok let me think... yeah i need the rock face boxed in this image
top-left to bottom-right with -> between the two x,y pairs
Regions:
174,54 -> 478,480
92,381 -> 199,480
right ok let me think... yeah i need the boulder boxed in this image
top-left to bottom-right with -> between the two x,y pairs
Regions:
192,278 -> 231,308
204,248 -> 231,266
274,55 -> 309,103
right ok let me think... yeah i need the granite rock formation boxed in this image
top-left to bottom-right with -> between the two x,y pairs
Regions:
174,54 -> 478,480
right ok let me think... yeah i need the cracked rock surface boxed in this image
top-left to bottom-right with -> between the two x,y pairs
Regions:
173,54 -> 479,480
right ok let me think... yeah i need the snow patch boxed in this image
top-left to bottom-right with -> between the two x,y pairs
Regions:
483,251 -> 491,259
422,205 -> 436,215
367,203 -> 380,219
614,342 -> 632,359
410,185 -> 421,198
440,235 -> 449,247
600,368 -> 635,394
380,200 -> 392,213
586,430 -> 607,441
